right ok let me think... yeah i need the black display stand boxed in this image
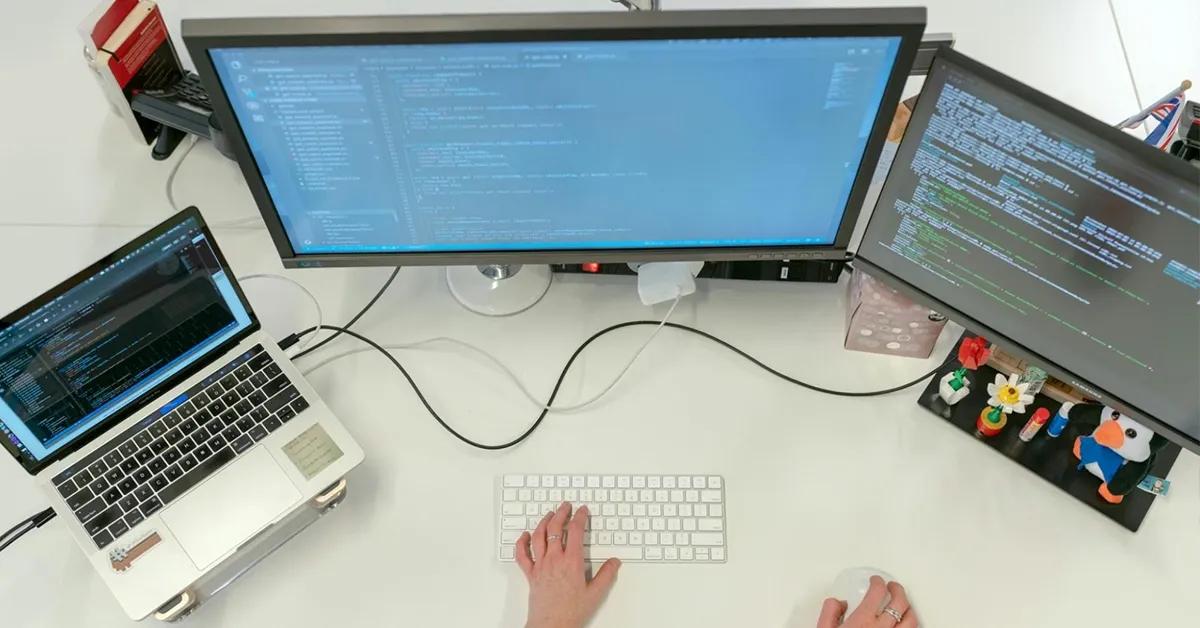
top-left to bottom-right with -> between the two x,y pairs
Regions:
916,333 -> 1180,532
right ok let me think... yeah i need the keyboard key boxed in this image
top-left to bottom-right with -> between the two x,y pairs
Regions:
108,519 -> 129,539
105,468 -> 124,484
250,351 -> 272,371
158,447 -> 235,505
220,375 -> 238,390
194,409 -> 212,424
119,494 -> 139,512
263,417 -> 282,433
234,366 -> 253,381
180,419 -> 198,435
221,391 -> 240,407
148,458 -> 166,474
264,363 -> 282,378
88,477 -> 110,494
56,479 -> 76,499
208,435 -> 227,451
206,382 -> 224,398
249,390 -> 267,406
132,467 -> 152,485
265,387 -> 300,413
179,455 -> 198,472
234,400 -> 253,415
178,403 -> 196,419
291,397 -> 309,414
178,438 -> 196,455
209,400 -> 227,415
700,490 -> 722,503
250,407 -> 269,422
164,429 -> 183,446
134,484 -> 154,502
118,457 -> 138,474
118,441 -> 138,458
88,460 -> 108,477
149,438 -> 168,454
92,530 -> 113,549
148,421 -> 167,438
117,477 -> 137,495
163,411 -> 182,428
222,426 -> 240,442
235,382 -> 254,397
141,497 -> 163,517
250,372 -> 269,388
150,474 -> 169,491
231,434 -> 254,453
261,375 -> 290,399
275,407 -> 295,423
84,504 -> 123,535
135,448 -> 153,464
584,547 -> 644,561
163,449 -> 181,464
195,444 -> 213,462
193,426 -> 210,442
248,425 -> 268,442
221,410 -> 239,426
235,416 -> 255,431
191,392 -> 209,407
75,495 -> 107,523
165,465 -> 183,481
74,469 -> 94,485
103,450 -> 123,468
66,487 -> 94,510
133,432 -> 153,447
124,510 -> 144,528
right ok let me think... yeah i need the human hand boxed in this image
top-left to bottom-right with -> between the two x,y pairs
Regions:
816,576 -> 916,628
516,502 -> 622,628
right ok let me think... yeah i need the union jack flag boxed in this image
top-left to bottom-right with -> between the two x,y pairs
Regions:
1143,95 -> 1185,150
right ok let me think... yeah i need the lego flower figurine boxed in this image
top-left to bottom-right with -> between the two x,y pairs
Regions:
938,336 -> 991,405
977,373 -> 1034,437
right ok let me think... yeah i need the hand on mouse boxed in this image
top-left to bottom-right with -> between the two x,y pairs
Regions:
516,502 -> 622,628
817,576 -> 917,628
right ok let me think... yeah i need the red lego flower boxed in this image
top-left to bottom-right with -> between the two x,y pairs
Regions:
958,337 -> 991,370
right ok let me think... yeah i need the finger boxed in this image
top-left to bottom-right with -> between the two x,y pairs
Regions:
816,598 -> 848,628
875,582 -> 911,628
587,557 -> 622,601
546,502 -> 572,554
514,532 -> 534,578
531,510 -> 553,561
897,608 -> 918,628
847,576 -> 889,622
565,505 -> 589,560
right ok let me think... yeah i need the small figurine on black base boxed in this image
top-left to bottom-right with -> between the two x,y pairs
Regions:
1069,404 -> 1170,504
938,336 -> 991,406
976,372 -> 1034,437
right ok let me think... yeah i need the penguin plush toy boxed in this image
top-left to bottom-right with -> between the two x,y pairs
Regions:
1070,404 -> 1168,504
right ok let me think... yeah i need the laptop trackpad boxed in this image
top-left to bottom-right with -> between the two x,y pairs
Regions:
162,448 -> 302,570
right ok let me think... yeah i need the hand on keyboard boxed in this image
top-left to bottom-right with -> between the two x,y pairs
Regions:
516,502 -> 622,628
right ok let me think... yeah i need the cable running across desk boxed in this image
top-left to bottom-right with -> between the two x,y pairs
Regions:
285,321 -> 951,451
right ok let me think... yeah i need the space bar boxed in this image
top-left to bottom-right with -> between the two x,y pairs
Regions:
159,448 -> 236,505
583,547 -> 644,561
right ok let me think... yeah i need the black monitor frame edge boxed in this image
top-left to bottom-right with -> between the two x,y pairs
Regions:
182,9 -> 927,268
0,207 -> 262,475
854,47 -> 1200,455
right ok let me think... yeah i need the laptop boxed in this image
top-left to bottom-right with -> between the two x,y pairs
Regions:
0,208 -> 364,619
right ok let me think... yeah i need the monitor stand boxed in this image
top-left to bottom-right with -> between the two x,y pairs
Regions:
446,264 -> 552,316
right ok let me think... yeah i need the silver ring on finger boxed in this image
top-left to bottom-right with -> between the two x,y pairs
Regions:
546,534 -> 560,543
880,607 -> 904,623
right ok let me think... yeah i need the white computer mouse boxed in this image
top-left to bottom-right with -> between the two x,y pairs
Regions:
830,567 -> 894,613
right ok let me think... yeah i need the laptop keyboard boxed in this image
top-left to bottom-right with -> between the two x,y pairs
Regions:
50,345 -> 310,550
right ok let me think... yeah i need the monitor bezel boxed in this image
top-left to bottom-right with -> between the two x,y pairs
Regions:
0,207 -> 261,475
184,8 -> 926,268
855,47 -> 1200,455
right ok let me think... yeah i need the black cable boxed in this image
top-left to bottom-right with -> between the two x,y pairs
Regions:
286,320 -> 950,451
291,267 -> 400,360
0,507 -> 55,554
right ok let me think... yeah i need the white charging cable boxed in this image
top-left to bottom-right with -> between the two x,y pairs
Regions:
237,273 -> 323,356
302,291 -> 683,413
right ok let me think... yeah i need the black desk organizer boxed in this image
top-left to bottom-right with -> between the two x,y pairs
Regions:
916,333 -> 1181,532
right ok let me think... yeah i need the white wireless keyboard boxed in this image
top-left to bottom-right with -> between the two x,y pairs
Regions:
496,474 -> 727,563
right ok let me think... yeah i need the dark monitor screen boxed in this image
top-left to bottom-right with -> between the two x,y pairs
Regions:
857,50 -> 1200,450
186,10 -> 925,266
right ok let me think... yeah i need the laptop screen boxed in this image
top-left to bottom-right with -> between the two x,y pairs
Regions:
0,212 -> 254,469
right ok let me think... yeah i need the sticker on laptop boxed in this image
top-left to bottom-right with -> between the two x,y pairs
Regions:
282,424 -> 344,480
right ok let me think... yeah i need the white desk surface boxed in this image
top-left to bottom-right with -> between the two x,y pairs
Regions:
1,1 -> 1196,626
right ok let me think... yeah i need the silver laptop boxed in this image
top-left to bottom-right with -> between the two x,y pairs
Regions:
0,208 -> 363,619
